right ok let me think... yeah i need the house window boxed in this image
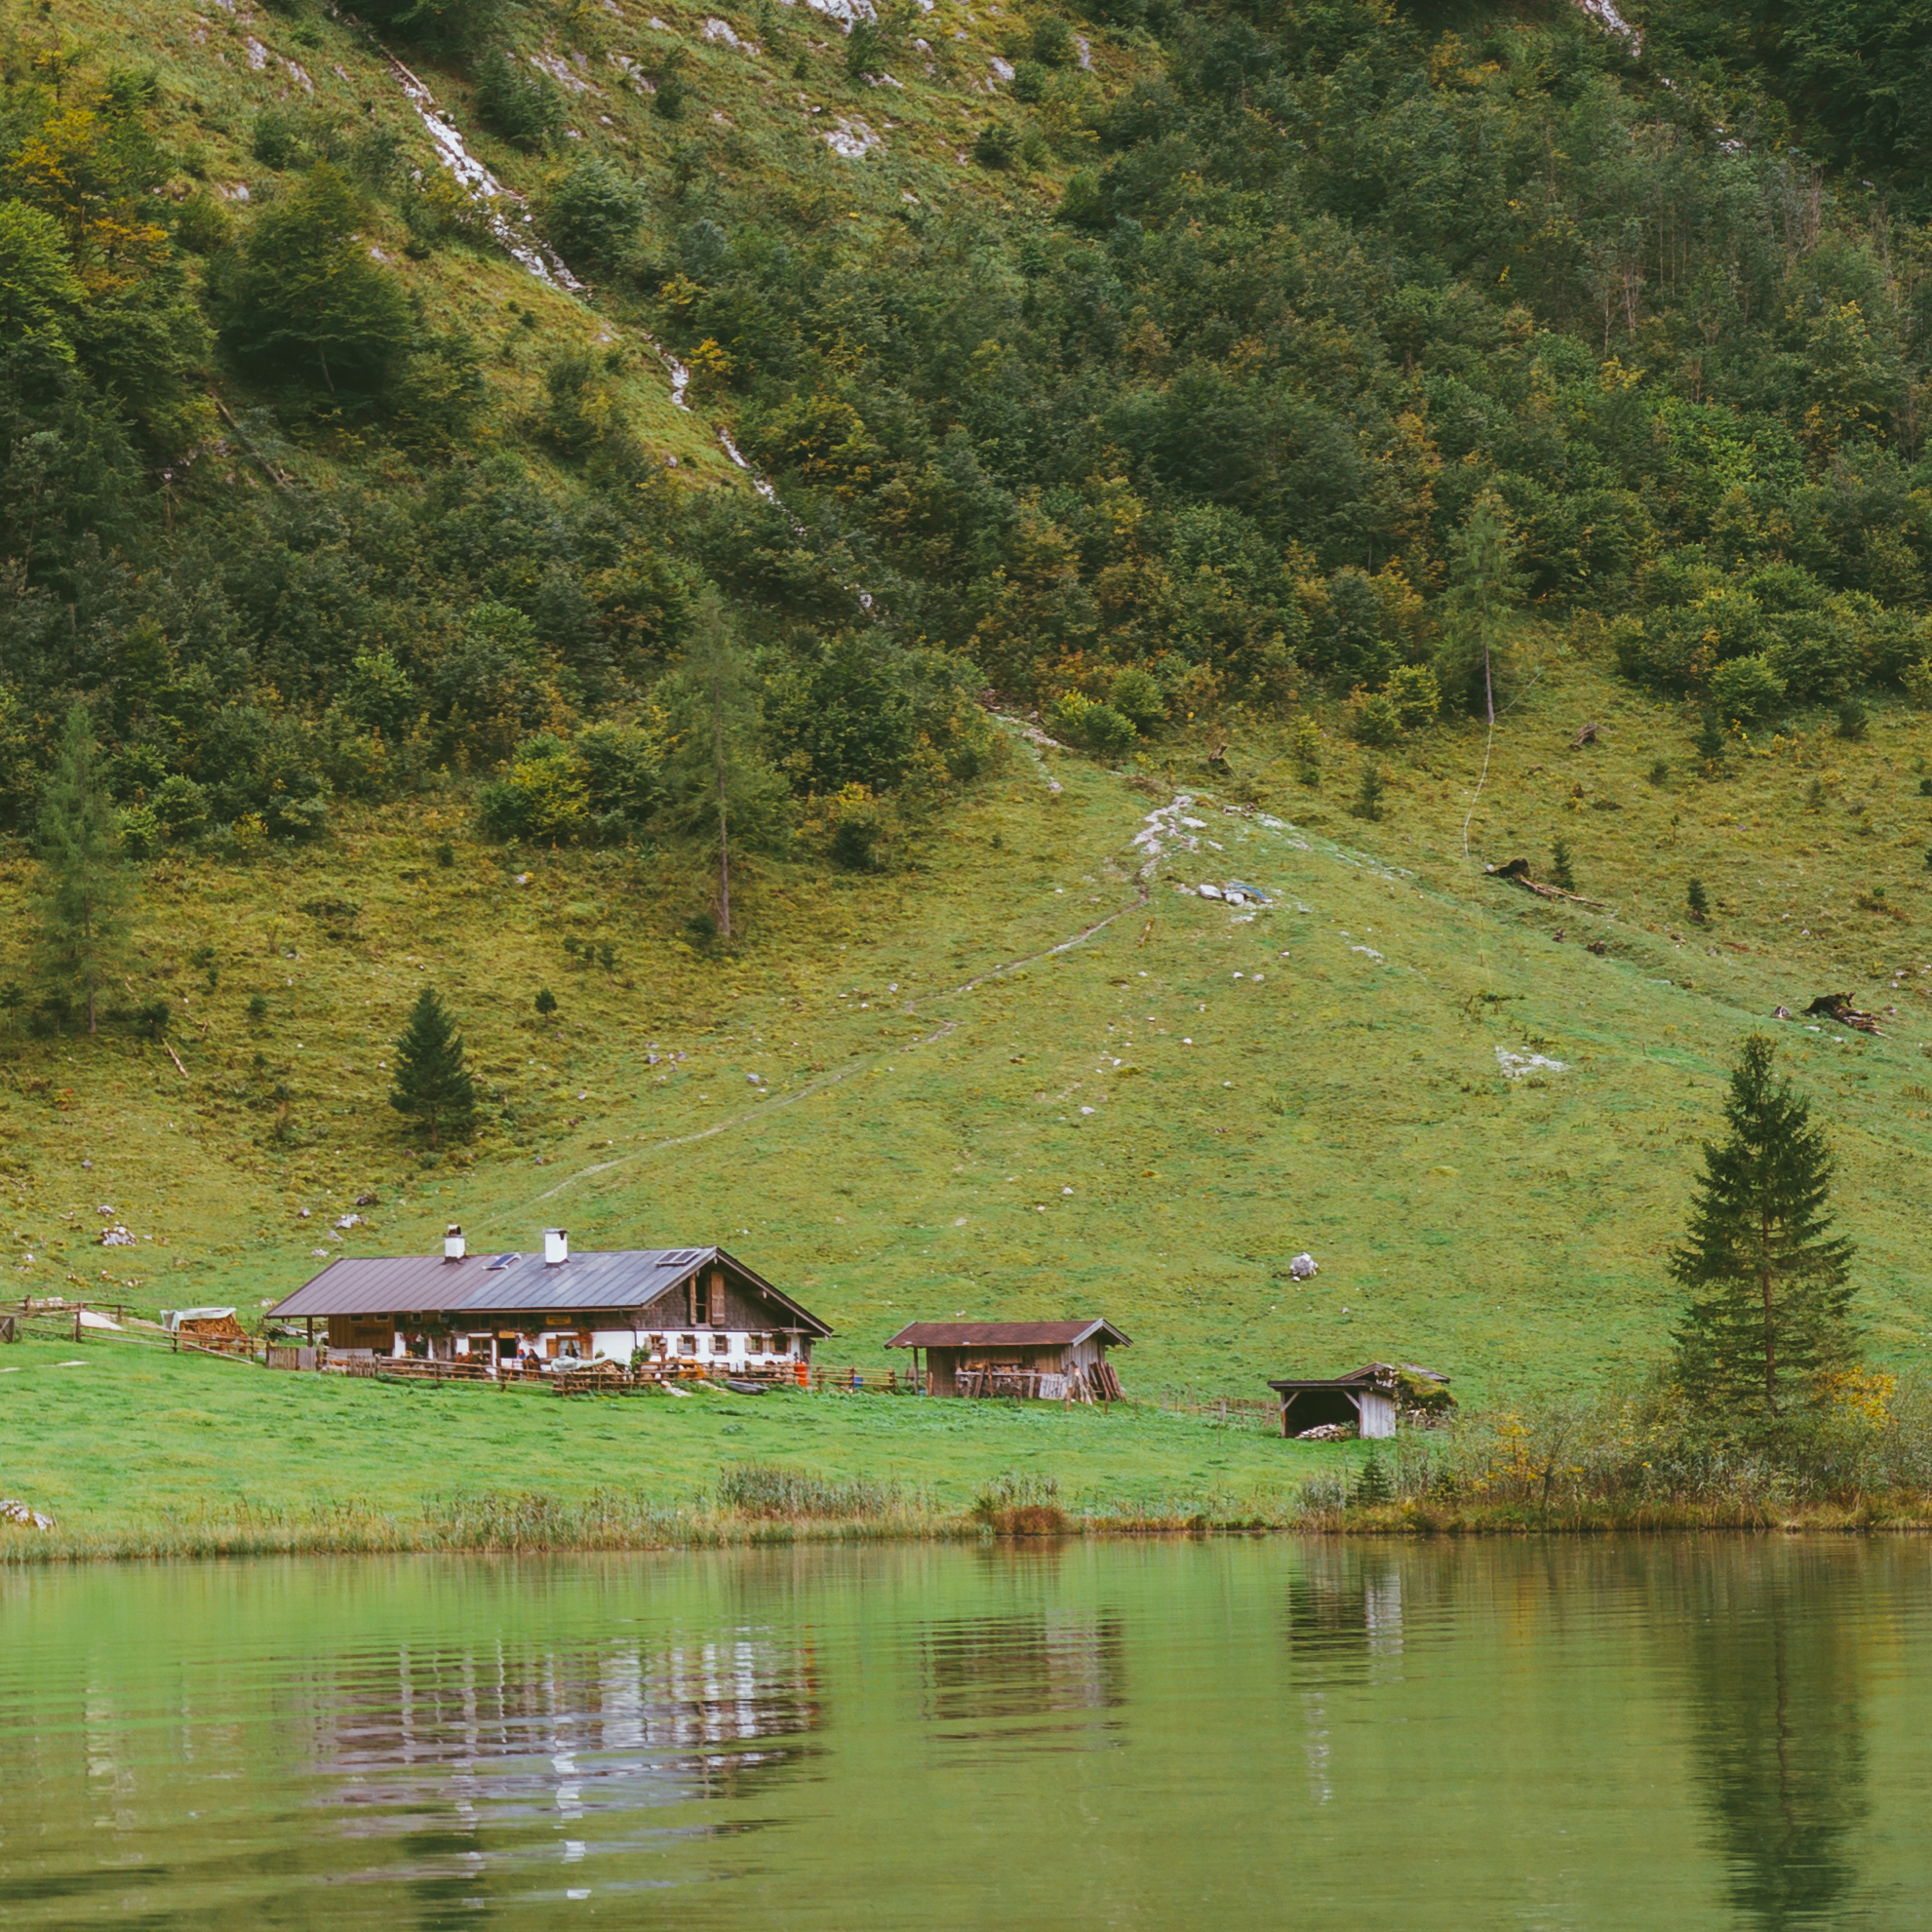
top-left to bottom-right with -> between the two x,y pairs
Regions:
769,1332 -> 791,1356
679,1334 -> 697,1356
648,1334 -> 666,1358
711,1333 -> 730,1356
747,1333 -> 767,1356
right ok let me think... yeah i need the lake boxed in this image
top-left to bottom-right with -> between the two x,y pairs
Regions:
1,1537 -> 1926,1926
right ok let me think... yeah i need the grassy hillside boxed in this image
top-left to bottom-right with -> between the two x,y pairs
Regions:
7,641 -> 1932,1417
2,0 -> 1932,1490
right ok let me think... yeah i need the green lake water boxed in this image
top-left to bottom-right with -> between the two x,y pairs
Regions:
2,1537 -> 1927,1927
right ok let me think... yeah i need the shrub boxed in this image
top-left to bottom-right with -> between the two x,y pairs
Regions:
534,987 -> 557,1014
1551,838 -> 1575,891
1352,765 -> 1385,821
119,804 -> 161,860
539,158 -> 649,272
151,773 -> 209,842
1349,688 -> 1402,748
1835,696 -> 1870,740
1385,664 -> 1441,730
1109,666 -> 1167,733
973,123 -> 1020,169
1902,659 -> 1932,710
1710,652 -> 1787,726
1031,14 -> 1076,63
828,783 -> 886,871
478,735 -> 589,843
1687,878 -> 1710,920
247,994 -> 269,1019
1045,690 -> 1134,758
475,48 -> 565,150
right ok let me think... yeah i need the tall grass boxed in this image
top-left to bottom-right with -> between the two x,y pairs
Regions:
1295,1372 -> 1932,1531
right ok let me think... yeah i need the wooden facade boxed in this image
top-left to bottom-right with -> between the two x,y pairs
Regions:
885,1320 -> 1130,1400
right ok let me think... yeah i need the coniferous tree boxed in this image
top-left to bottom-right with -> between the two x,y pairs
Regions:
33,704 -> 129,1035
1434,491 -> 1525,721
657,590 -> 791,940
1551,838 -> 1576,891
388,988 -> 476,1148
1671,1035 -> 1856,1419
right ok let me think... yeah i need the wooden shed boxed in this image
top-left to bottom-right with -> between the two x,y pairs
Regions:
1269,1363 -> 1406,1439
885,1320 -> 1130,1400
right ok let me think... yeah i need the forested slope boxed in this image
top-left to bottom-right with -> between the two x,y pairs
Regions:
1,0 -> 1931,1392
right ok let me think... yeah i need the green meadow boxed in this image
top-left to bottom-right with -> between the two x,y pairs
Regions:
7,642 -> 1932,1545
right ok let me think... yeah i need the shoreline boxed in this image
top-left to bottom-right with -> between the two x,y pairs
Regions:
9,1498 -> 1932,1564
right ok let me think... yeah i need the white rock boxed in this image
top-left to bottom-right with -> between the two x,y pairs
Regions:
1289,1252 -> 1318,1280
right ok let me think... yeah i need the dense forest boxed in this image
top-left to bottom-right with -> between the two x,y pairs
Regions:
0,0 -> 1928,869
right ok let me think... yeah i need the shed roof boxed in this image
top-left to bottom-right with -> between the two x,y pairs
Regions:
883,1320 -> 1130,1350
1267,1362 -> 1417,1395
267,1247 -> 832,1334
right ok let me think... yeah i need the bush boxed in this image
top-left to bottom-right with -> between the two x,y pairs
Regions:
1710,652 -> 1787,726
1031,15 -> 1076,63
475,48 -> 565,150
973,123 -> 1020,169
477,735 -> 589,843
1385,664 -> 1441,730
828,783 -> 886,871
1836,696 -> 1871,740
1044,690 -> 1134,757
539,158 -> 648,273
119,804 -> 161,860
151,773 -> 209,842
1109,666 -> 1167,733
1349,688 -> 1402,748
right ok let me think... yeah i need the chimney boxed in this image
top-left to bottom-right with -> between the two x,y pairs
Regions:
543,1227 -> 570,1267
443,1224 -> 466,1262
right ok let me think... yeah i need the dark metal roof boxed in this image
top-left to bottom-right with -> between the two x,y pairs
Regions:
267,1247 -> 832,1334
267,1254 -> 483,1320
883,1320 -> 1130,1350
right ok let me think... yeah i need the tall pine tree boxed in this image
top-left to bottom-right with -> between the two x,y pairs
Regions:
1671,1035 -> 1856,1419
388,988 -> 476,1148
657,590 -> 791,939
34,704 -> 129,1035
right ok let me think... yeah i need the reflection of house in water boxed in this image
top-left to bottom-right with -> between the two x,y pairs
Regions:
309,1633 -> 823,1828
1284,1548 -> 1405,1680
922,1611 -> 1126,1740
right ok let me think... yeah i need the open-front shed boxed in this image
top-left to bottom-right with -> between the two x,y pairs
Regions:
1267,1362 -> 1450,1439
885,1320 -> 1129,1400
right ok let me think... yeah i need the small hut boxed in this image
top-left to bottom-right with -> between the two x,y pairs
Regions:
885,1320 -> 1129,1400
1267,1362 -> 1451,1440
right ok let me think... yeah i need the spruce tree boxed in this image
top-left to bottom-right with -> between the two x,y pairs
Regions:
33,704 -> 129,1036
1551,837 -> 1576,891
1671,1035 -> 1856,1419
388,988 -> 476,1148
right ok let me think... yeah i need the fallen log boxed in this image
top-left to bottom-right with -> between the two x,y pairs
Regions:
1571,721 -> 1603,748
1483,857 -> 1609,909
1799,993 -> 1883,1035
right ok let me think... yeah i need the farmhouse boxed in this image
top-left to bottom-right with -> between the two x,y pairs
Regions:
266,1227 -> 832,1374
885,1320 -> 1130,1400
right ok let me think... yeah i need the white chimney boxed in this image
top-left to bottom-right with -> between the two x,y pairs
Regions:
444,1224 -> 466,1262
543,1227 -> 570,1266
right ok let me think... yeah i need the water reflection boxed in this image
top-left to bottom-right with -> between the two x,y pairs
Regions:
309,1631 -> 823,1822
1669,1543 -> 1871,1931
1284,1545 -> 1406,1680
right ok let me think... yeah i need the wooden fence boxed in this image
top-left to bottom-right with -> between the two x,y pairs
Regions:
1151,1391 -> 1282,1431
